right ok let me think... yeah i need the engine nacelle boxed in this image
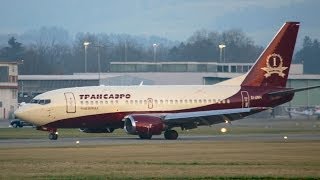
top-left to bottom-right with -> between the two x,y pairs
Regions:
79,128 -> 115,133
123,115 -> 165,135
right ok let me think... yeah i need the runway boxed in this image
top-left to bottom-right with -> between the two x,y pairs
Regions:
1,133 -> 320,148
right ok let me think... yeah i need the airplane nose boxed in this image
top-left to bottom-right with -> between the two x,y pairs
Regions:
14,108 -> 27,120
14,106 -> 41,126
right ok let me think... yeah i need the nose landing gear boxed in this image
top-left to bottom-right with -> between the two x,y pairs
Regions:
49,132 -> 58,140
36,126 -> 58,140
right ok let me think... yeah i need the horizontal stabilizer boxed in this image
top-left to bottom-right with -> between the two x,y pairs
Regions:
268,85 -> 320,97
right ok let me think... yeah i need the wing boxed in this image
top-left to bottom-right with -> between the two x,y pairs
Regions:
163,107 -> 268,128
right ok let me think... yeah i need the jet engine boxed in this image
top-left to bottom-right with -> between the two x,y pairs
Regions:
123,115 -> 165,137
79,127 -> 115,133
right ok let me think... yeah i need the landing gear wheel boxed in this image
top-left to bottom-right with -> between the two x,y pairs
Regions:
164,130 -> 178,140
49,133 -> 58,140
12,123 -> 18,128
139,133 -> 152,139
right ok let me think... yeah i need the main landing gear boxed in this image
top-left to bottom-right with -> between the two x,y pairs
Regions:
164,130 -> 178,140
137,130 -> 179,140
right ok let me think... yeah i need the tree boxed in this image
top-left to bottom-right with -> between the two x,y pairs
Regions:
0,37 -> 24,60
295,36 -> 320,74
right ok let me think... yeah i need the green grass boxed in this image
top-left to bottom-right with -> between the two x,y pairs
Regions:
0,141 -> 320,179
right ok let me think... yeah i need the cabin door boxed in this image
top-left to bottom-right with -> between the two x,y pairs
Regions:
64,92 -> 76,113
241,91 -> 250,108
147,98 -> 153,109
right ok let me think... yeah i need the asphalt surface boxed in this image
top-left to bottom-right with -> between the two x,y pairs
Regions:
0,134 -> 319,148
0,120 -> 11,128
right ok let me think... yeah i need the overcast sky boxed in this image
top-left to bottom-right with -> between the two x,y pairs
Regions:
0,0 -> 319,46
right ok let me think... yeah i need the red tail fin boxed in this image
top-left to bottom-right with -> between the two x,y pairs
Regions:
241,22 -> 300,87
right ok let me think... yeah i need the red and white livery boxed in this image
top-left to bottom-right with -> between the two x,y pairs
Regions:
14,22 -> 320,140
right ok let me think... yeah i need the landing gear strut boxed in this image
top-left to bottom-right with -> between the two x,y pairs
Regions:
164,130 -> 178,140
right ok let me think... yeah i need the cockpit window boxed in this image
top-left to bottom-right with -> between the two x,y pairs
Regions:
30,99 -> 39,104
30,99 -> 51,105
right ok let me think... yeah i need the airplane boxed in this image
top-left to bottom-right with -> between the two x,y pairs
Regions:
14,22 -> 320,140
285,106 -> 320,119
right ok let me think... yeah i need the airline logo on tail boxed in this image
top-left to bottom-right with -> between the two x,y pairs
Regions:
261,53 -> 288,78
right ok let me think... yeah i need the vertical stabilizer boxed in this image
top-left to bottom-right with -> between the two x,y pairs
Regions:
241,22 -> 300,87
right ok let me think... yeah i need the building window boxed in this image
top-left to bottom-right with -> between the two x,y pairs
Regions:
223,66 -> 229,72
12,89 -> 17,99
0,101 -> 2,107
231,66 -> 237,73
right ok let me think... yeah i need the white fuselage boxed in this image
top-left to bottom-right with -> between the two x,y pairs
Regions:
15,84 -> 242,126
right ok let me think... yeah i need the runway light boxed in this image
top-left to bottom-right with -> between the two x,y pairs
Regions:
76,141 -> 80,144
284,136 -> 288,140
220,128 -> 227,133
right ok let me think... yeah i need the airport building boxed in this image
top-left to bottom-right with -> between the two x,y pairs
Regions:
0,62 -> 19,120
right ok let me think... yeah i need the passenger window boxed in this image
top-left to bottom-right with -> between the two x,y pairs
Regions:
189,99 -> 193,104
105,101 -> 108,104
139,100 -> 143,104
160,100 -> 163,104
170,100 -> 173,104
184,100 -> 188,103
154,100 -> 158,104
203,99 -> 207,103
198,99 -> 202,103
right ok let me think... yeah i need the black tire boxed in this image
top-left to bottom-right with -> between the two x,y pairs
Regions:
139,133 -> 152,139
12,123 -> 18,128
164,130 -> 178,140
53,134 -> 58,140
49,133 -> 54,140
49,133 -> 58,140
